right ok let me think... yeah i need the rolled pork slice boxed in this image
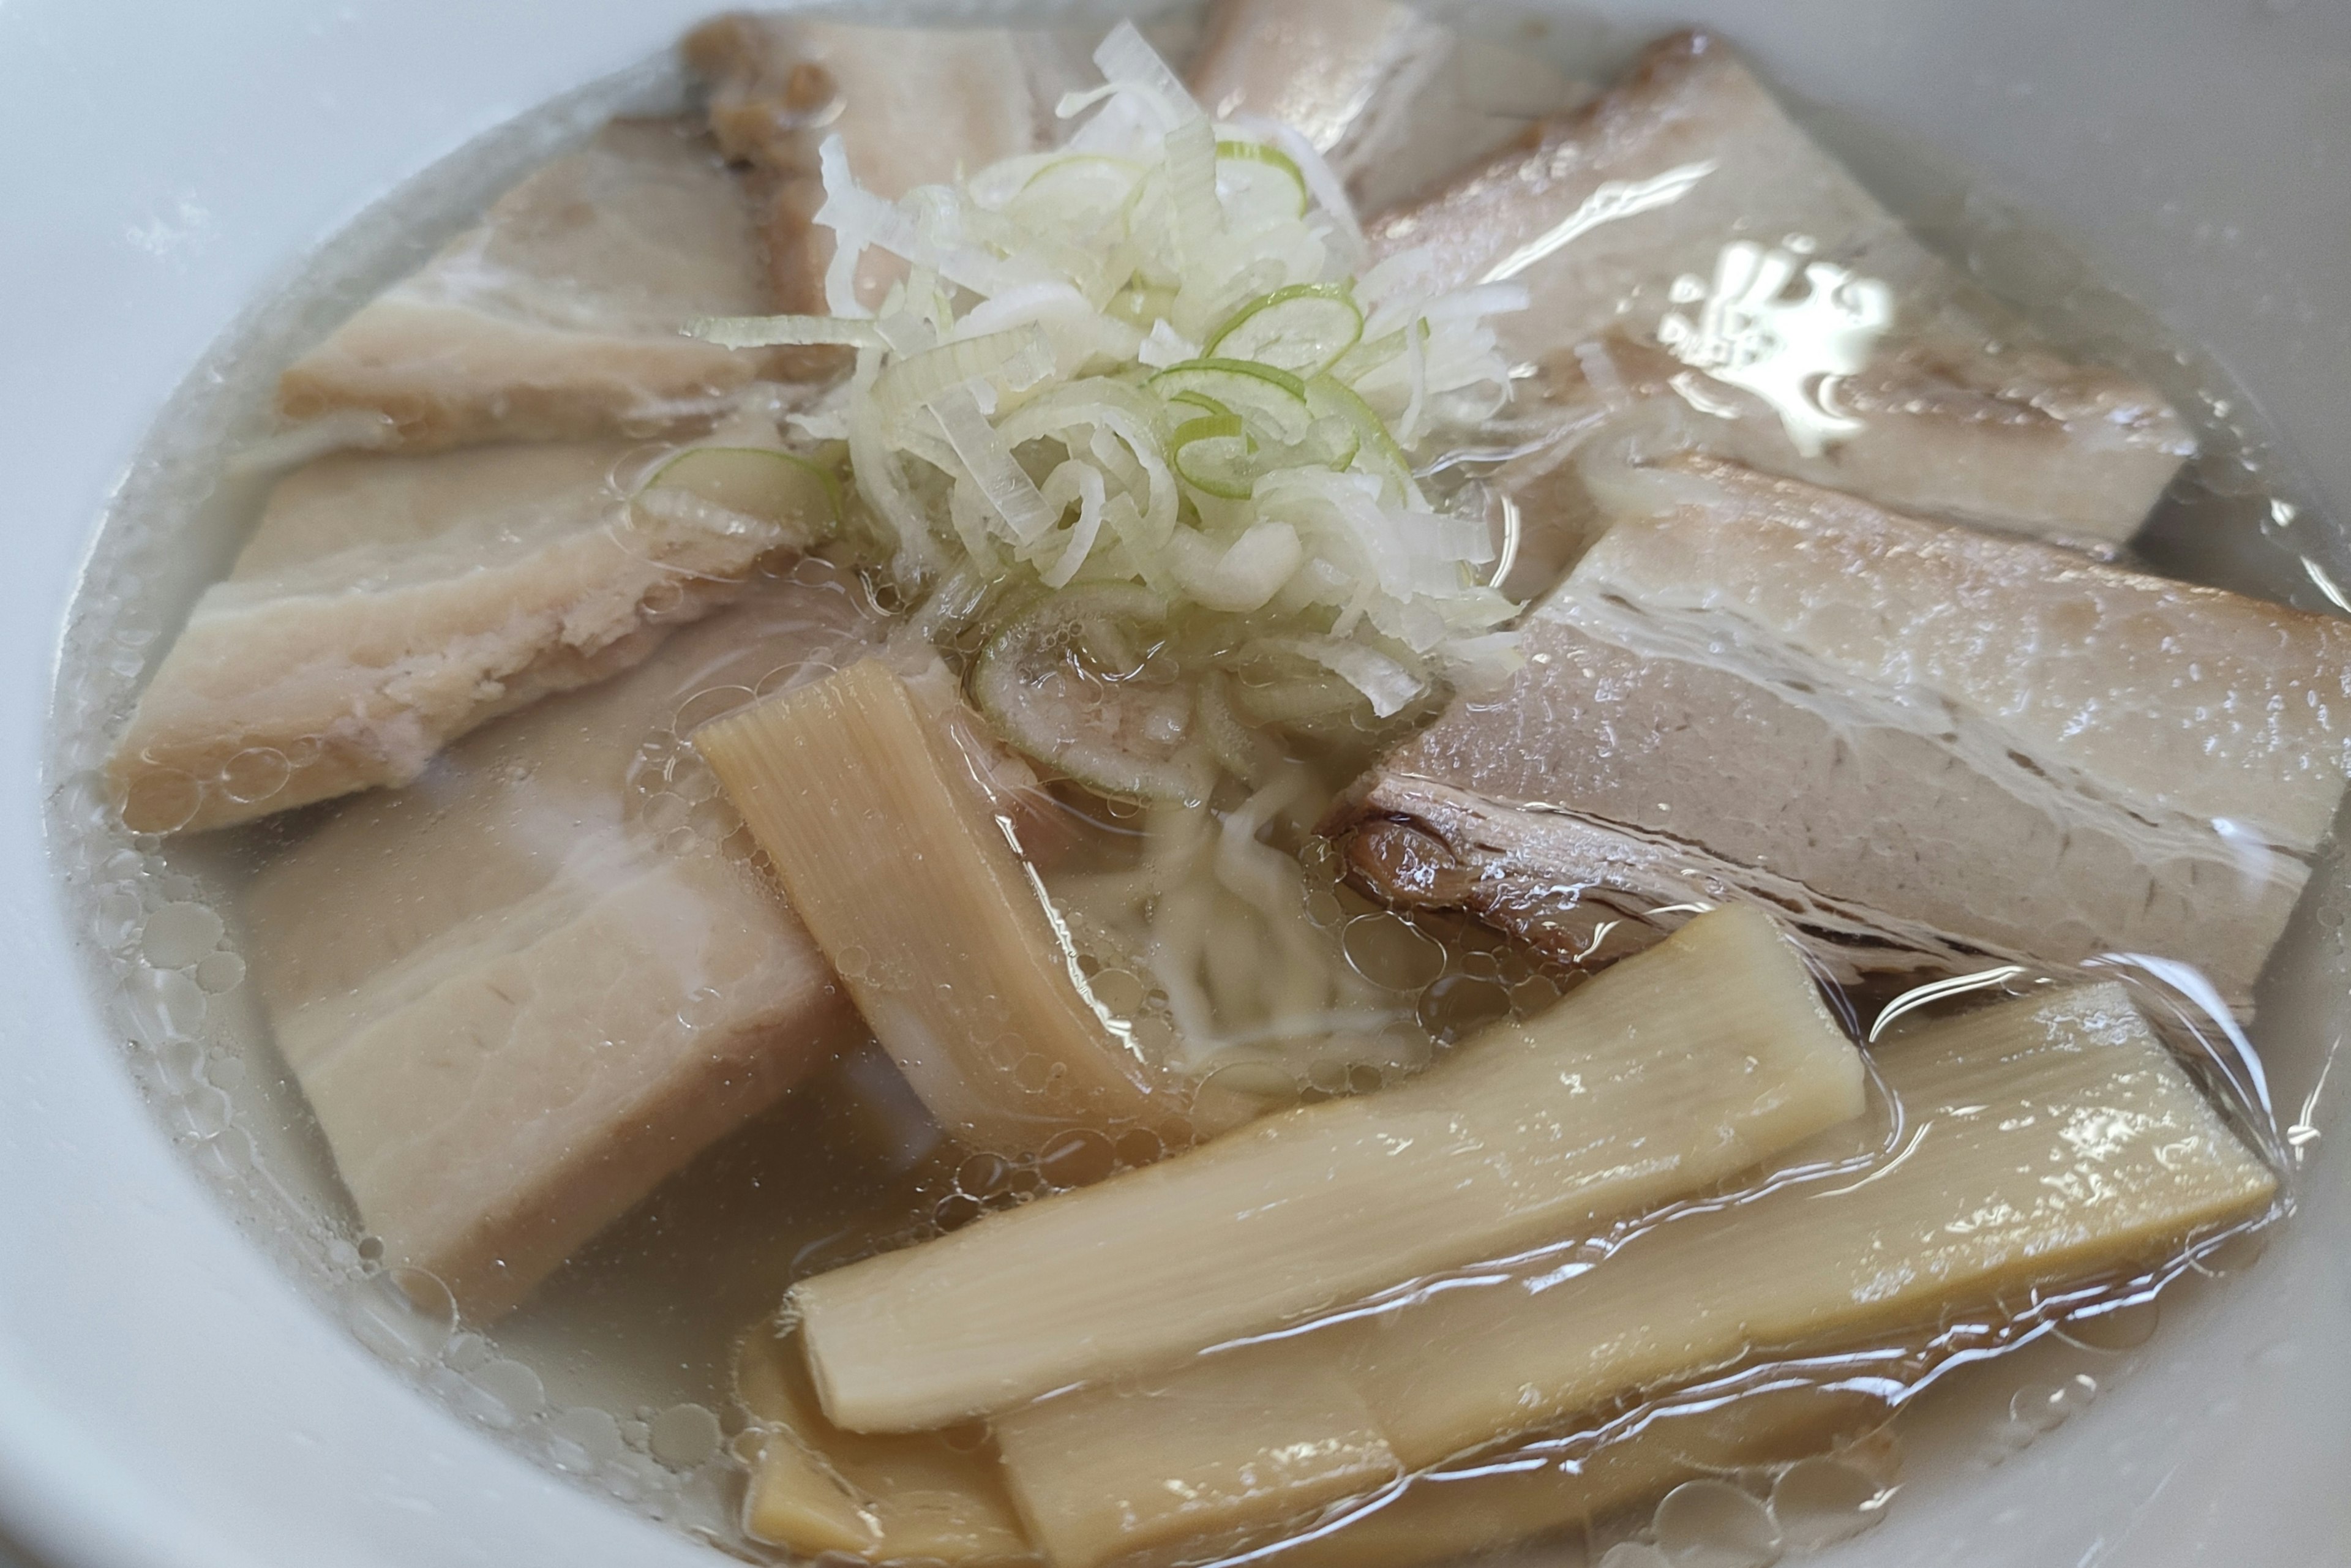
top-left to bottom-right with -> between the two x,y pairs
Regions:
243,571 -> 884,1318
1187,0 -> 1584,215
1329,457 -> 2351,1011
279,119 -> 777,451
683,15 -> 1095,328
109,428 -> 826,835
1367,29 -> 2194,557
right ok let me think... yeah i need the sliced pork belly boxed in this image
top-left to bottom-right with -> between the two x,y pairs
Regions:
684,16 -> 1093,324
279,119 -> 775,450
244,574 -> 883,1318
109,427 -> 824,834
1187,0 -> 1583,214
1367,30 -> 2193,558
1330,457 -> 2351,1011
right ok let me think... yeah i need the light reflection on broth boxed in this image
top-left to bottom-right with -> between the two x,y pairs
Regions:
42,4 -> 2348,1567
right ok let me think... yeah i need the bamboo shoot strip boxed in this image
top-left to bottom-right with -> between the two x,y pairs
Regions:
994,1341 -> 1401,1568
793,904 -> 1866,1433
991,983 -> 2276,1568
697,657 -> 1202,1157
737,1329 -> 1037,1566
1254,1384 -> 1896,1568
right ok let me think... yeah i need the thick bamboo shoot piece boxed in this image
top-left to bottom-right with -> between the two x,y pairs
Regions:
991,983 -> 2276,1568
792,905 -> 1865,1433
997,1346 -> 1401,1568
1194,1385 -> 1888,1568
696,658 -> 1199,1155
738,1329 -> 1036,1566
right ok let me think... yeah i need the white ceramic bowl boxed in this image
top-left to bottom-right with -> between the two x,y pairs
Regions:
3,3 -> 2347,1566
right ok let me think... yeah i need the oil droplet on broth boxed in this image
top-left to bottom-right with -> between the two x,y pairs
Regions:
192,950 -> 247,994
548,1406 -> 629,1472
1417,971 -> 1514,1041
343,1267 -> 458,1365
650,1402 -> 724,1469
454,1356 -> 549,1429
1599,1545 -> 1674,1568
122,965 -> 206,1041
1650,1478 -> 1782,1568
140,900 -> 225,969
1768,1457 -> 1887,1552
219,745 -> 293,805
1341,912 -> 1450,992
2004,1374 -> 2098,1440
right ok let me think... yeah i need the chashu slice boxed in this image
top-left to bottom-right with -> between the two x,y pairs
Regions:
109,426 -> 827,834
1187,0 -> 1583,216
244,571 -> 884,1318
1367,29 -> 2193,566
684,14 -> 1095,333
1329,456 -> 2351,1012
280,119 -> 778,451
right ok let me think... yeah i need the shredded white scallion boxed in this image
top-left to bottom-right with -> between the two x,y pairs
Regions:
691,19 -> 1526,795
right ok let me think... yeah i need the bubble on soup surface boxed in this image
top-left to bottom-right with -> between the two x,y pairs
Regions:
1768,1457 -> 1887,1551
141,900 -> 225,969
461,1357 -> 549,1428
219,745 -> 293,804
171,1086 -> 233,1139
677,986 -> 729,1032
548,1406 -> 628,1471
120,768 -> 202,834
650,1403 -> 724,1469
1417,971 -> 1513,1040
342,1268 -> 457,1364
123,964 -> 206,1041
192,950 -> 247,994
94,888 -> 145,948
152,1037 -> 204,1094
1599,1545 -> 1673,1568
641,790 -> 692,836
1651,1478 -> 1782,1567
672,683 -> 759,737
1198,1054 -> 1300,1104
1341,911 -> 1449,991
2003,1375 -> 2098,1445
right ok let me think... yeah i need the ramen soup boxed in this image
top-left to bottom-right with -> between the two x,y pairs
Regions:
54,4 -> 2351,1565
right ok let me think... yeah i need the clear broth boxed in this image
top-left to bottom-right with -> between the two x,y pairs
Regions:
43,8 -> 2351,1564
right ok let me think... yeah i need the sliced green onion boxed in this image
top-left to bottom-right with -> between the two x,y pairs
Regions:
1008,154 -> 1148,231
1248,634 -> 1423,718
874,326 -> 1055,421
1165,522 -> 1303,613
1171,411 -> 1256,501
1205,283 -> 1363,377
640,446 -> 841,531
1213,140 -> 1310,220
1148,358 -> 1313,445
1306,375 -> 1417,504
